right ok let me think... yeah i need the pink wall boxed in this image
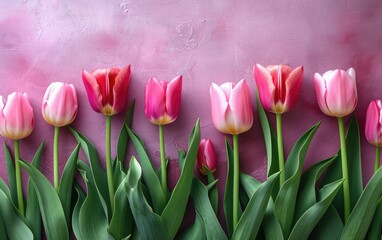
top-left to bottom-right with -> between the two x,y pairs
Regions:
1,0 -> 382,201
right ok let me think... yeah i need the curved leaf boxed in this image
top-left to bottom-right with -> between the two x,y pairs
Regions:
177,212 -> 206,240
310,204 -> 343,240
3,142 -> 17,204
207,171 -> 218,214
72,183 -> 86,240
19,160 -> 68,240
262,198 -> 284,240
117,100 -> 135,164
366,196 -> 382,239
0,212 -> 7,240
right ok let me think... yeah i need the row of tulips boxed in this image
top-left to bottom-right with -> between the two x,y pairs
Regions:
0,62 -> 382,240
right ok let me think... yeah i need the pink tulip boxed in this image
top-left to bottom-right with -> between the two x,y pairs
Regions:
314,68 -> 357,117
0,92 -> 34,140
197,139 -> 217,175
210,79 -> 253,135
253,64 -> 304,114
82,64 -> 131,115
42,82 -> 78,127
144,75 -> 182,125
365,100 -> 382,146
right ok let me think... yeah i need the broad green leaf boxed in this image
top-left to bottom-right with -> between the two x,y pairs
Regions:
72,183 -> 86,240
117,100 -> 135,165
178,149 -> 186,172
77,160 -> 109,240
232,172 -> 279,240
126,157 -> 169,240
177,213 -> 206,240
274,123 -> 320,238
19,160 -> 69,240
262,198 -> 284,240
126,125 -> 166,213
294,156 -> 337,221
26,141 -> 45,240
0,186 -> 33,240
340,167 -> 382,240
112,160 -> 127,191
0,212 -> 7,240
289,179 -> 343,240
310,204 -> 343,240
58,144 -> 80,225
68,127 -> 110,218
224,139 -> 235,237
366,197 -> 382,239
161,119 -> 200,239
207,170 -> 218,214
3,142 -> 17,204
190,179 -> 227,240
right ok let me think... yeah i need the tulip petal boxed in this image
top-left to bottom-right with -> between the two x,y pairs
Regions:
284,66 -> 304,113
210,83 -> 230,133
144,77 -> 166,124
82,69 -> 103,113
111,65 -> 131,115
366,100 -> 382,146
314,73 -> 332,116
229,79 -> 253,134
203,139 -> 217,172
253,64 -> 276,112
165,75 -> 182,122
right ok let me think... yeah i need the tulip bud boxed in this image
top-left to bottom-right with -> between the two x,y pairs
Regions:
42,82 -> 78,127
82,64 -> 131,116
365,100 -> 382,146
0,92 -> 34,140
144,75 -> 182,125
197,139 -> 217,175
314,68 -> 357,117
210,79 -> 253,135
254,64 -> 304,114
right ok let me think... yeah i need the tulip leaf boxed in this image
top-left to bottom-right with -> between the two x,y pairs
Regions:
288,179 -> 343,240
310,204 -> 343,240
274,123 -> 320,238
126,125 -> 166,213
117,100 -> 135,165
3,142 -> 17,205
178,149 -> 187,171
340,166 -> 382,240
224,139 -> 235,237
178,212 -> 206,240
112,159 -> 127,192
19,160 -> 69,240
366,196 -> 382,239
76,160 -> 109,240
262,198 -> 284,240
68,127 -> 110,219
161,119 -> 200,239
126,157 -> 170,240
0,213 -> 6,240
0,185 -> 33,240
207,170 -> 218,214
72,183 -> 86,240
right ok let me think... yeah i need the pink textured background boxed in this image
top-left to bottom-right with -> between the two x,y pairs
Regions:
1,0 -> 382,220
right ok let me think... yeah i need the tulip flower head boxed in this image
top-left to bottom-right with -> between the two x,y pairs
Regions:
365,100 -> 382,146
253,64 -> 304,114
144,75 -> 182,125
82,64 -> 131,116
314,68 -> 357,117
197,139 -> 217,175
210,79 -> 253,135
42,82 -> 78,127
0,92 -> 34,140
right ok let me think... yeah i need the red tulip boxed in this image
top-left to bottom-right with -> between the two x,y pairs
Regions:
197,139 -> 217,175
82,64 -> 131,115
366,100 -> 382,146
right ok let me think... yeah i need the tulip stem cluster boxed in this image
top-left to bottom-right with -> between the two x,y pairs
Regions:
53,126 -> 60,191
159,125 -> 168,195
276,113 -> 285,186
375,146 -> 380,173
232,134 -> 240,228
338,117 -> 350,222
14,140 -> 25,215
106,115 -> 115,211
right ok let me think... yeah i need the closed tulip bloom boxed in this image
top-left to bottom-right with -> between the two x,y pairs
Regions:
144,75 -> 182,125
197,139 -> 217,175
210,79 -> 253,135
366,100 -> 382,146
0,92 -> 34,140
253,64 -> 304,114
82,64 -> 131,115
314,68 -> 357,117
42,82 -> 78,127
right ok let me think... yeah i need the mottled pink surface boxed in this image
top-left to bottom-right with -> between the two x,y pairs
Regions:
1,0 -> 382,224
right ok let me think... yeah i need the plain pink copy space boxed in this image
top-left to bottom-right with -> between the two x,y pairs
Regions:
1,0 -> 382,225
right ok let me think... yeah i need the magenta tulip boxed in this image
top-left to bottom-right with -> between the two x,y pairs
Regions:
366,100 -> 382,146
210,79 -> 253,135
42,82 -> 78,127
144,75 -> 182,125
197,139 -> 217,175
314,68 -> 357,117
253,64 -> 304,114
82,64 -> 131,115
0,92 -> 34,140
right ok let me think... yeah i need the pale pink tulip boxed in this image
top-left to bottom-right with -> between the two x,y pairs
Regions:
0,92 -> 34,140
366,100 -> 382,146
210,79 -> 253,135
197,139 -> 217,175
144,75 -> 182,125
82,64 -> 131,115
314,68 -> 357,117
253,64 -> 304,114
42,82 -> 78,127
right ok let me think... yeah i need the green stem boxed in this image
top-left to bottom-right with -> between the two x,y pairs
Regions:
14,140 -> 25,215
276,113 -> 285,186
375,146 -> 380,174
338,117 -> 350,222
106,115 -> 115,211
233,134 -> 239,229
53,126 -> 60,192
159,125 -> 167,195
